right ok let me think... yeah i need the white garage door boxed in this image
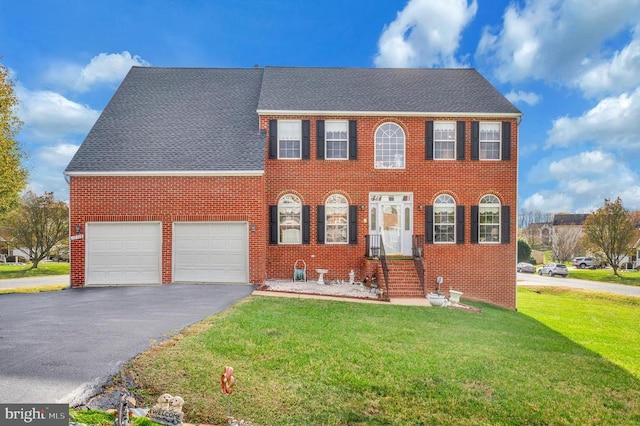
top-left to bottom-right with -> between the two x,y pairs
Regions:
173,222 -> 248,283
86,222 -> 162,285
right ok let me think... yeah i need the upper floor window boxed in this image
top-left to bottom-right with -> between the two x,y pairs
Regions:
278,120 -> 301,159
325,194 -> 348,244
479,123 -> 501,160
434,122 -> 455,160
375,122 -> 405,169
325,121 -> 348,160
434,194 -> 455,243
479,194 -> 500,243
278,194 -> 302,244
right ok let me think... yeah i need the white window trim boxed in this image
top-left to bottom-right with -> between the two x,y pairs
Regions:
479,195 -> 501,244
434,194 -> 456,244
325,194 -> 349,244
277,120 -> 302,160
325,120 -> 349,161
434,122 -> 456,161
479,122 -> 501,161
278,194 -> 302,244
374,122 -> 406,169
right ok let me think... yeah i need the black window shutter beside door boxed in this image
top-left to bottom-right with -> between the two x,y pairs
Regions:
425,205 -> 434,243
317,205 -> 325,244
302,205 -> 310,244
425,121 -> 434,160
456,121 -> 466,160
349,205 -> 358,244
501,205 -> 511,244
302,120 -> 310,160
316,120 -> 325,160
268,120 -> 277,159
471,205 -> 479,244
502,121 -> 511,161
456,205 -> 465,244
471,122 -> 479,161
349,120 -> 358,160
269,205 -> 278,244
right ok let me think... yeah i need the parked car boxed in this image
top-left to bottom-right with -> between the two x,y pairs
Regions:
572,257 -> 597,269
517,262 -> 536,273
538,263 -> 569,277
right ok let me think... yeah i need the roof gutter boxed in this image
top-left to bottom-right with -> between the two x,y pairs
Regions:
257,109 -> 523,118
63,170 -> 265,177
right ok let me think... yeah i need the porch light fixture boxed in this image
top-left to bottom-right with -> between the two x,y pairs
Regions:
360,204 -> 365,211
75,225 -> 82,234
418,204 -> 424,211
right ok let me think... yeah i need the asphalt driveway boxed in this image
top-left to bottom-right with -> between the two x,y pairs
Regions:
0,284 -> 254,405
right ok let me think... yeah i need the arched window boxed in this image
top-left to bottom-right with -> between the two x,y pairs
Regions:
434,194 -> 455,243
375,122 -> 405,169
278,194 -> 302,244
479,195 -> 500,243
325,194 -> 348,244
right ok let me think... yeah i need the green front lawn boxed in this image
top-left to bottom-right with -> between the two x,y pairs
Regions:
568,267 -> 640,286
0,262 -> 69,279
123,290 -> 640,425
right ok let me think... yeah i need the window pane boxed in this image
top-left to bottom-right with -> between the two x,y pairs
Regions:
278,194 -> 301,244
434,122 -> 455,160
326,194 -> 348,244
480,123 -> 501,160
375,123 -> 405,168
326,121 -> 348,159
479,194 -> 500,243
278,121 -> 301,159
434,195 -> 455,243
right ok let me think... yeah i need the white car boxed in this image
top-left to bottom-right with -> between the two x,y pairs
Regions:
517,262 -> 536,273
538,263 -> 568,277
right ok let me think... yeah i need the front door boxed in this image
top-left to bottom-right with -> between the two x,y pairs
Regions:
369,193 -> 413,256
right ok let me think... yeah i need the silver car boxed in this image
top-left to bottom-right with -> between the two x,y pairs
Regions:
538,263 -> 568,277
517,262 -> 536,273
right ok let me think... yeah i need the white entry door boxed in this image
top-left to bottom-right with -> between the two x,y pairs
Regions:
173,222 -> 248,283
86,222 -> 162,285
369,193 -> 413,256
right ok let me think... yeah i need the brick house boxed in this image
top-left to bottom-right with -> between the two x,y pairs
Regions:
65,66 -> 521,309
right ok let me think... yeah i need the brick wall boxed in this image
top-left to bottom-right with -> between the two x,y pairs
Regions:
69,175 -> 266,287
261,115 -> 518,309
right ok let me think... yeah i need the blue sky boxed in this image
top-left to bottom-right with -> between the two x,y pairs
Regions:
1,0 -> 639,214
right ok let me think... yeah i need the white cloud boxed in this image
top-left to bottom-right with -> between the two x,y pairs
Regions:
505,90 -> 541,106
15,86 -> 100,141
546,87 -> 640,149
521,192 -> 574,213
374,0 -> 478,68
37,143 -> 80,167
477,0 -> 639,88
46,51 -> 150,92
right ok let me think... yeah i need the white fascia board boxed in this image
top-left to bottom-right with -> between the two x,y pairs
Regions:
64,170 -> 264,177
257,109 -> 523,118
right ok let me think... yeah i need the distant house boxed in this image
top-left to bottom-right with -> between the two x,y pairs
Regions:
552,214 -> 588,226
64,66 -> 521,309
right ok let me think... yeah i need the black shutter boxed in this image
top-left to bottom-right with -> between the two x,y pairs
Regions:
471,205 -> 479,244
302,120 -> 310,160
425,205 -> 434,243
471,121 -> 479,161
502,121 -> 511,161
302,205 -> 311,244
349,205 -> 358,244
349,120 -> 358,160
456,121 -> 465,160
456,205 -> 465,244
269,205 -> 278,244
317,205 -> 325,244
425,121 -> 434,160
268,120 -> 277,159
501,205 -> 511,244
316,120 -> 325,160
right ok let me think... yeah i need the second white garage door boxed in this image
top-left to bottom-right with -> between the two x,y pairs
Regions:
173,222 -> 248,283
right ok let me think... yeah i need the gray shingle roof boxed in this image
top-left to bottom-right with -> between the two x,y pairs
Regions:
65,67 -> 265,173
258,67 -> 521,114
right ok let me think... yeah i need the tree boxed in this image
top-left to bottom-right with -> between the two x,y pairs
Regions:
0,61 -> 28,216
551,225 -> 582,263
1,192 -> 68,268
582,198 -> 636,276
518,209 -> 552,248
517,238 -> 532,263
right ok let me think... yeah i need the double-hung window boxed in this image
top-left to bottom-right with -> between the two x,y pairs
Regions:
325,121 -> 348,160
434,194 -> 455,243
278,194 -> 302,244
479,123 -> 501,160
278,120 -> 301,159
479,195 -> 500,243
434,122 -> 456,160
375,122 -> 405,168
325,194 -> 348,244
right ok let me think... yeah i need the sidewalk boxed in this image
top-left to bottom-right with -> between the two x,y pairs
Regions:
0,274 -> 69,289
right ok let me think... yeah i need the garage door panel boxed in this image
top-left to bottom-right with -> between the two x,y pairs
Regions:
86,222 -> 161,285
173,223 -> 248,283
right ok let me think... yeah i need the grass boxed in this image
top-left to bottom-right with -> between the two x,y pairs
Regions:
568,268 -> 640,286
123,293 -> 640,425
69,409 -> 162,426
0,284 -> 67,294
0,262 -> 69,279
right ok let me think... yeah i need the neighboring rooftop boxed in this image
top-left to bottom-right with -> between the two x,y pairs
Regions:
553,214 -> 589,226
